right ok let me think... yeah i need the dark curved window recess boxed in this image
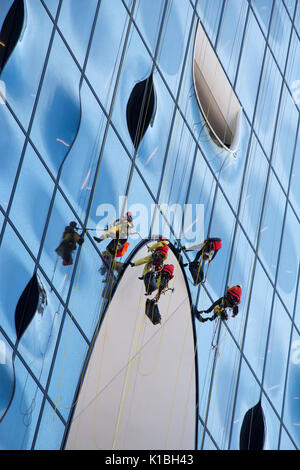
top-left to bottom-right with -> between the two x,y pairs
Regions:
126,72 -> 157,150
14,273 -> 47,342
0,0 -> 25,75
239,400 -> 266,450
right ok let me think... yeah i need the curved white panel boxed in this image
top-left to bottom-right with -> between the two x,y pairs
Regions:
65,245 -> 196,450
193,20 -> 242,153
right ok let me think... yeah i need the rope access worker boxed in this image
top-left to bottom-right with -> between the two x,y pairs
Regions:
130,236 -> 169,279
195,285 -> 242,323
156,264 -> 174,298
183,237 -> 222,284
55,221 -> 85,266
93,212 -> 134,259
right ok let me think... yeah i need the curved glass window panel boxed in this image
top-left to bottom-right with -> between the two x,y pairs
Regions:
279,427 -> 298,450
135,73 -> 178,197
33,399 -> 65,450
0,0 -> 24,75
260,396 -> 283,450
9,143 -> 54,258
0,355 -> 44,450
286,30 -> 300,105
215,0 -> 248,84
268,1 -> 292,74
1,1 -> 53,129
243,261 -> 273,381
289,132 -> 300,219
251,0 -> 273,37
256,397 -> 282,450
277,205 -> 300,313
107,19 -> 154,155
196,0 -> 223,45
30,31 -> 82,176
85,0 -> 131,116
235,10 -> 266,121
218,115 -> 250,212
285,328 -> 300,449
263,295 -> 292,414
88,125 -> 133,226
159,115 -> 197,208
295,2 -> 300,35
258,172 -> 286,284
57,79 -> 106,222
0,223 -> 35,343
184,149 -> 217,240
204,334 -> 244,449
228,359 -> 261,449
42,0 -> 60,20
0,335 -> 14,424
204,190 -> 236,299
66,229 -> 127,340
156,0 -> 194,95
47,318 -> 90,422
127,167 -> 156,243
0,103 -> 26,211
226,228 -> 255,342
57,0 -> 98,67
272,85 -> 298,192
284,0 -> 296,17
254,49 -> 283,156
134,0 -> 165,57
239,135 -> 269,247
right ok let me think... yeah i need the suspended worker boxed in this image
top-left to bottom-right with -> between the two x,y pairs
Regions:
183,237 -> 222,284
93,212 -> 134,259
144,263 -> 175,297
55,221 -> 85,266
155,264 -> 174,300
130,236 -> 169,279
195,285 -> 242,323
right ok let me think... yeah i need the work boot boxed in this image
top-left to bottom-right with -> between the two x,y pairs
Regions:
93,236 -> 102,243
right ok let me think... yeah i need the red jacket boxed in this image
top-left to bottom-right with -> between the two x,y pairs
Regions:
162,264 -> 174,279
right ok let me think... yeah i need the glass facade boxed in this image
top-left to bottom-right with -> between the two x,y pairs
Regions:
0,0 -> 299,451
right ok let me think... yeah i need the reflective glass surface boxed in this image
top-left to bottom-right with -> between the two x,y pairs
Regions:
0,0 -> 299,451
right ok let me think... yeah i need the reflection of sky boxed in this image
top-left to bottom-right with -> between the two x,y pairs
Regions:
0,0 -> 299,450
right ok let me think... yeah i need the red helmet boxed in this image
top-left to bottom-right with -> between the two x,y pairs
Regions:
163,264 -> 174,279
227,285 -> 242,304
211,238 -> 222,251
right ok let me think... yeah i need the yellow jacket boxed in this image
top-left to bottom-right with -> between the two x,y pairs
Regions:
101,220 -> 133,240
148,240 -> 169,252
